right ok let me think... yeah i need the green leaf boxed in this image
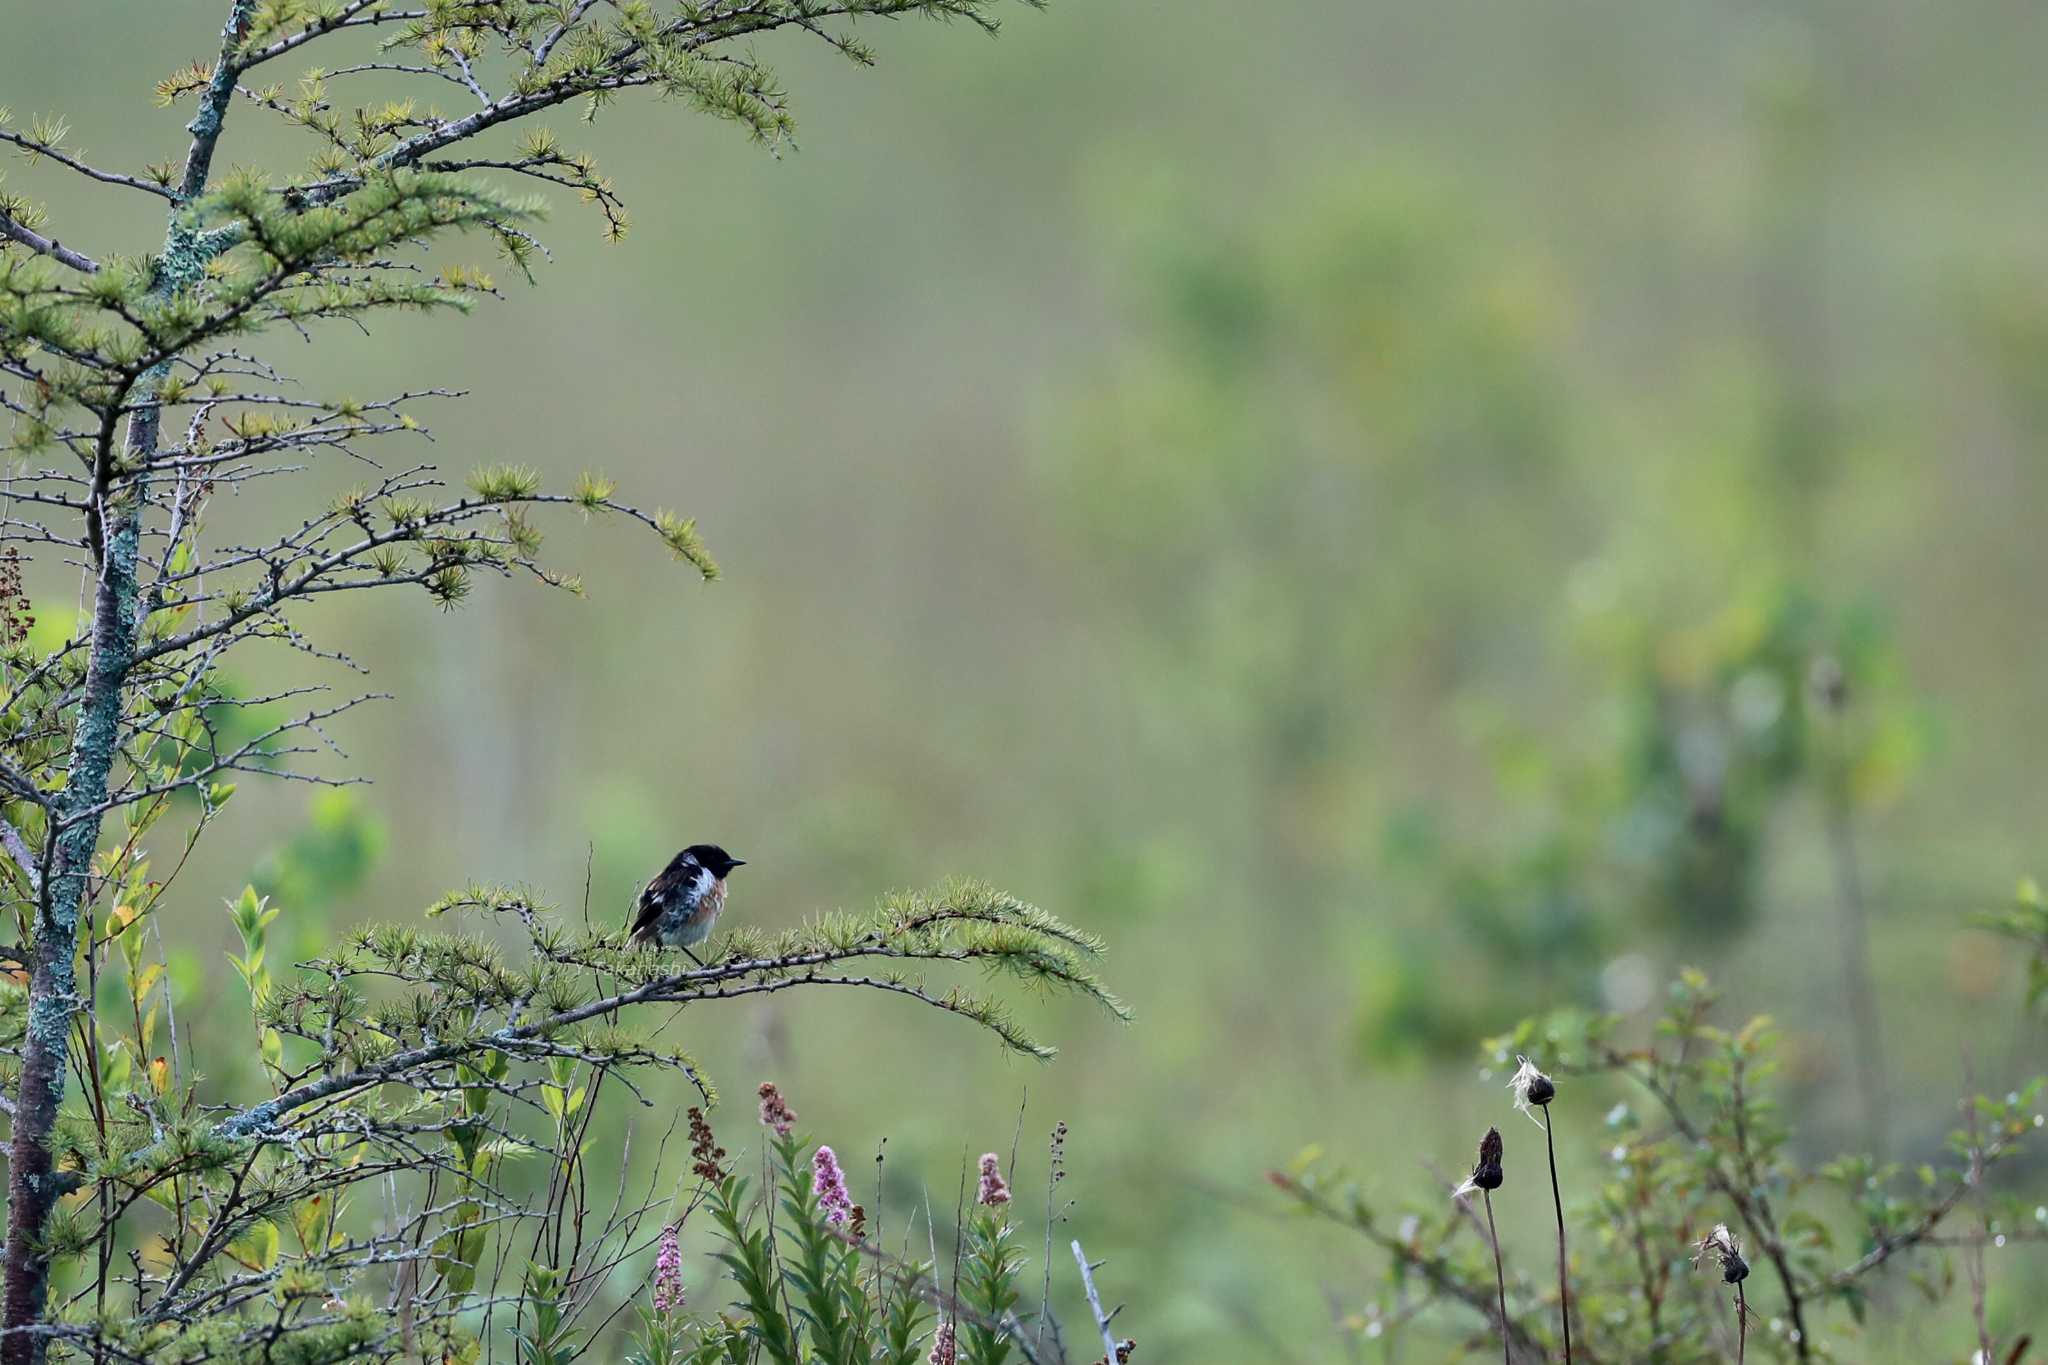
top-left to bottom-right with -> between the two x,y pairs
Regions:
230,1220 -> 279,1273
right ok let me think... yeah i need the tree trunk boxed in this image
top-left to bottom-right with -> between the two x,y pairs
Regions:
0,482 -> 146,1365
0,9 -> 250,1355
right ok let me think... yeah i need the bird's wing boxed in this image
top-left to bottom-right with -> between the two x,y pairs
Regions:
628,850 -> 699,938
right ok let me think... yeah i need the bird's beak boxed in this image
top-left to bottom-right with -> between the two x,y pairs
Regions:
730,858 -> 747,867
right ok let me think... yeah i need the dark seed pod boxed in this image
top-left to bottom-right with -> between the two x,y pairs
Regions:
1526,1072 -> 1556,1106
1471,1126 -> 1505,1191
1721,1250 -> 1749,1284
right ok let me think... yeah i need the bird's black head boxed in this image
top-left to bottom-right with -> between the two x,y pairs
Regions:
686,844 -> 745,878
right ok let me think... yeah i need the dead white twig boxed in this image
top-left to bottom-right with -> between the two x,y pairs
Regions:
1070,1238 -> 1120,1362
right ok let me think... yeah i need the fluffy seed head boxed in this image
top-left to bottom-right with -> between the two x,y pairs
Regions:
1694,1223 -> 1750,1284
1508,1054 -> 1556,1127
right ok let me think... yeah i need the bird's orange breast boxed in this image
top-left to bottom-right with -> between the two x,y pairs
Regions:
687,876 -> 728,927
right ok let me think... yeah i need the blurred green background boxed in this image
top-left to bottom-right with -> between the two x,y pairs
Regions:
9,1 -> 2048,1357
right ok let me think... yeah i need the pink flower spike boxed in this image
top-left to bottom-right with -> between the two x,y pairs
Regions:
976,1152 -> 1011,1207
650,1223 -> 684,1313
928,1319 -> 957,1365
812,1145 -> 854,1226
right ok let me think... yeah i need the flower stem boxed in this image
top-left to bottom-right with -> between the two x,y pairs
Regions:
1736,1282 -> 1747,1365
1541,1109 -> 1573,1365
1482,1189 -> 1510,1365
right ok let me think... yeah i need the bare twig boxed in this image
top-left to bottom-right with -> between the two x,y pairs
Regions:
1070,1239 -> 1120,1363
0,212 -> 98,275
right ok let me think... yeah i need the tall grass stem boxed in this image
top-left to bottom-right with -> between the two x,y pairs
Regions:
1541,1110 -> 1573,1365
1482,1189 -> 1510,1365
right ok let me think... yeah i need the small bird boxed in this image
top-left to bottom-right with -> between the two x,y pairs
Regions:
628,844 -> 746,962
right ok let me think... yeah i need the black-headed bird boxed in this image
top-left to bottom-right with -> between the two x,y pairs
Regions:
629,844 -> 745,962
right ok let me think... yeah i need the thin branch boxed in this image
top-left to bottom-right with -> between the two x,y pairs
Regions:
232,2 -> 430,73
0,820 -> 39,899
1069,1239 -> 1120,1363
0,212 -> 99,275
0,131 -> 178,202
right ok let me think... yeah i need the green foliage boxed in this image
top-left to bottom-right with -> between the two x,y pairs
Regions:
224,885 -> 287,1080
961,1209 -> 1025,1365
654,509 -> 719,580
4,880 -> 1102,1359
470,463 -> 546,502
0,6 -> 1084,1360
1279,969 -> 2046,1363
880,1271 -> 938,1365
692,1107 -> 1035,1365
707,1170 -> 803,1365
514,1263 -> 582,1365
0,873 -> 1109,1359
775,1138 -> 866,1361
627,1304 -> 719,1365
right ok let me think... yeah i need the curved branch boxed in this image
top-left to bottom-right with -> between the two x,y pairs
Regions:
0,212 -> 98,275
0,130 -> 177,203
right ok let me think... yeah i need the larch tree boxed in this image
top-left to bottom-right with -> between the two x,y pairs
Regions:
0,4 -> 1121,1361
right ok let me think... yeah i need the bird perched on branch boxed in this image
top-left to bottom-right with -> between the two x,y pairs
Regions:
629,844 -> 745,962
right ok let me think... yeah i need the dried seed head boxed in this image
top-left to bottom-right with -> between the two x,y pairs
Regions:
1509,1055 -> 1556,1126
1473,1126 -> 1504,1190
688,1106 -> 729,1183
1455,1126 -> 1505,1199
757,1081 -> 798,1137
1693,1223 -> 1750,1284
